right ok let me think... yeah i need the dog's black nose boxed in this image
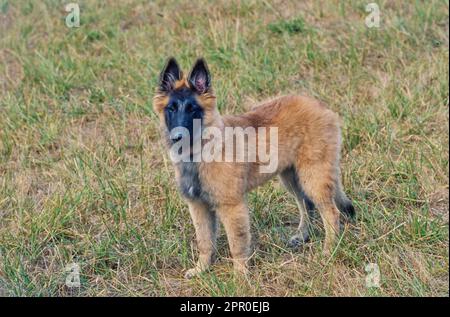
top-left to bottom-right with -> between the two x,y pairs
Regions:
171,133 -> 183,142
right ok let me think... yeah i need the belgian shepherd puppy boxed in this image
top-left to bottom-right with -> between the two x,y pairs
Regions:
153,57 -> 354,278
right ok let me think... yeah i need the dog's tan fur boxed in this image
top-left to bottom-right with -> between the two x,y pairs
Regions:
153,58 -> 353,278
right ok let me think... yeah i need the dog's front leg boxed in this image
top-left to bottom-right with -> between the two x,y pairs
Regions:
185,200 -> 217,279
217,202 -> 251,275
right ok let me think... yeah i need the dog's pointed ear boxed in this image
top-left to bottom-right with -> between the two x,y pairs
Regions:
159,57 -> 182,93
188,58 -> 211,94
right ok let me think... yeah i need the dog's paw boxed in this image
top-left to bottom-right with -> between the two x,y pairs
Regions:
184,267 -> 203,279
232,259 -> 250,277
234,265 -> 249,276
287,233 -> 310,249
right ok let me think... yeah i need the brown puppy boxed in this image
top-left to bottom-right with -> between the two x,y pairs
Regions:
153,57 -> 354,278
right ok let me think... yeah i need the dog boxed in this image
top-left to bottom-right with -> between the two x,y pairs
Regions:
153,57 -> 354,278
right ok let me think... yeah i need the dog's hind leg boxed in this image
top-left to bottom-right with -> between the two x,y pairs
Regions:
279,166 -> 314,248
185,200 -> 217,279
295,161 -> 341,254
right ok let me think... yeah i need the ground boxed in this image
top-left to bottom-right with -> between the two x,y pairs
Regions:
0,0 -> 448,296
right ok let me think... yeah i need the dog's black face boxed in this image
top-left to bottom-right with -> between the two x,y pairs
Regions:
164,87 -> 204,144
157,57 -> 212,146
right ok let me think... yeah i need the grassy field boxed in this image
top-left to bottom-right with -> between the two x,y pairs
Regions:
0,0 -> 448,296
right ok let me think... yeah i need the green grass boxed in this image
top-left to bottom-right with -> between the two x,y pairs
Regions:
0,0 -> 448,296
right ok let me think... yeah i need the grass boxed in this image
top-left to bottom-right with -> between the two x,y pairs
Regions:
0,0 -> 448,297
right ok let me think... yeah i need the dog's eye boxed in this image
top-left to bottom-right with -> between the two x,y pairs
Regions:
167,104 -> 177,112
185,103 -> 194,113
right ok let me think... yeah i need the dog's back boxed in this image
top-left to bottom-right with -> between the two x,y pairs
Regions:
222,95 -> 341,183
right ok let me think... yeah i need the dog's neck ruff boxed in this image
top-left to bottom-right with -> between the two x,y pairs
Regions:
176,161 -> 213,206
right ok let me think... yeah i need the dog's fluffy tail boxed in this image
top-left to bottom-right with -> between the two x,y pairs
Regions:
335,182 -> 355,218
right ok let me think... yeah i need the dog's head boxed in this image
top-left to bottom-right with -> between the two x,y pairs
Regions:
153,57 -> 218,145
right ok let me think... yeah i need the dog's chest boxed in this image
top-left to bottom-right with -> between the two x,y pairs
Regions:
177,162 -> 212,204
